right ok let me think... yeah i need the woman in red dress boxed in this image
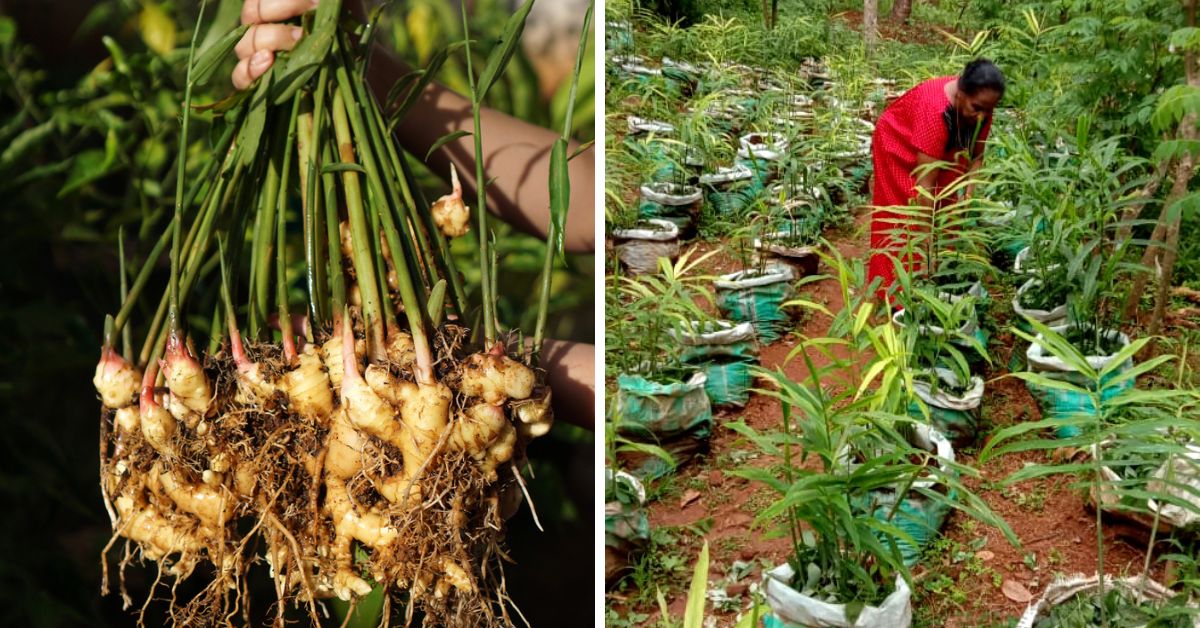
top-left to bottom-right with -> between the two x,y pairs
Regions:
868,59 -> 1005,303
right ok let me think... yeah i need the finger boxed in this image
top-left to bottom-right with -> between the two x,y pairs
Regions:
234,23 -> 303,60
231,49 -> 274,90
241,0 -> 319,25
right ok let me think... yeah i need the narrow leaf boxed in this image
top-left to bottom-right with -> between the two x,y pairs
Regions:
682,541 -> 708,628
475,0 -> 535,102
549,137 -> 570,257
424,130 -> 472,161
192,24 -> 249,85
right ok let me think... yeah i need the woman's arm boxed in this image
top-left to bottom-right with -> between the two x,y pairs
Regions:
232,0 -> 596,254
536,339 -> 594,431
365,48 -> 595,254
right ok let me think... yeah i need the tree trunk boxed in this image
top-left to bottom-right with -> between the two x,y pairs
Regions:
1146,0 -> 1198,334
890,0 -> 914,23
864,0 -> 879,54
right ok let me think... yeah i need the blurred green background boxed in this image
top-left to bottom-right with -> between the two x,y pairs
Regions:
0,0 -> 594,625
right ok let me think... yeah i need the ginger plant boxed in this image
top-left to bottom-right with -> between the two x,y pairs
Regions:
91,1 -> 582,625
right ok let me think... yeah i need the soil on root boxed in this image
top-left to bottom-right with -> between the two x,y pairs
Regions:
101,324 -> 539,627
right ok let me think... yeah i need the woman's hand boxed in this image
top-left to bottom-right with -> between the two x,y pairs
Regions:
231,0 -> 318,90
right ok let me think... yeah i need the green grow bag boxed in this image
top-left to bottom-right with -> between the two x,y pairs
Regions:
907,368 -> 984,448
677,320 -> 759,408
715,264 -> 796,344
612,372 -> 713,479
852,424 -> 956,567
1024,326 -> 1134,439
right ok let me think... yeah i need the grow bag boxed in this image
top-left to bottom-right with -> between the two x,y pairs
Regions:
673,320 -> 758,408
754,233 -> 820,278
603,470 -> 649,584
1012,278 -> 1067,331
1013,246 -> 1061,276
1016,575 -> 1190,628
763,566 -> 912,628
706,188 -> 760,216
698,163 -> 754,187
613,372 -> 713,478
892,306 -> 988,367
640,182 -> 702,207
737,132 -> 789,162
854,423 -> 956,567
1091,441 -> 1200,534
637,182 -> 703,238
1024,325 -> 1133,439
715,263 -> 796,343
626,116 -> 675,135
612,219 -> 680,275
908,368 -> 984,448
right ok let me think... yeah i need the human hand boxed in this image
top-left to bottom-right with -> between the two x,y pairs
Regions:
231,0 -> 318,90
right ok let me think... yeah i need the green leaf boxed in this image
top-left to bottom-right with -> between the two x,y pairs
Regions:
427,279 -> 447,326
389,42 -> 465,128
237,74 -> 271,167
192,24 -> 249,86
321,162 -> 367,175
0,120 -> 54,171
682,541 -> 708,628
329,583 -> 384,628
59,149 -> 112,197
271,0 -> 340,104
424,130 -> 472,161
474,0 -> 535,102
139,2 -> 177,55
549,137 -> 570,258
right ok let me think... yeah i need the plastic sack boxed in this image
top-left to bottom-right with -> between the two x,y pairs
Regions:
612,372 -> 713,480
1016,574 -> 1193,628
613,371 -> 712,441
854,424 -> 956,566
737,132 -> 789,162
612,219 -> 680,275
908,368 -> 984,448
1092,441 -> 1200,533
755,233 -> 820,278
707,188 -> 761,216
699,163 -> 754,186
1024,325 -> 1132,438
627,116 -> 675,135
672,321 -> 758,407
715,264 -> 796,343
764,566 -> 912,628
1013,246 -> 1061,275
640,182 -> 702,207
604,470 -> 650,583
1012,278 -> 1067,330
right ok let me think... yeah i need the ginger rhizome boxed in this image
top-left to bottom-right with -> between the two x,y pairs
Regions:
94,4 -> 556,625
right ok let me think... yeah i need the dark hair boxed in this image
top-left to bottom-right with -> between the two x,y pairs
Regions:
959,58 -> 1005,97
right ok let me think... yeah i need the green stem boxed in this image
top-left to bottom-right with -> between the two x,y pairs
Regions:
168,0 -> 209,336
303,66 -> 332,328
350,60 -> 433,298
334,44 -> 433,379
250,117 -> 287,339
368,188 -> 396,326
277,92 -> 303,361
322,140 -> 346,316
461,4 -> 495,344
117,227 -> 132,360
392,138 -> 467,319
331,75 -> 386,361
138,162 -> 237,367
533,0 -> 593,358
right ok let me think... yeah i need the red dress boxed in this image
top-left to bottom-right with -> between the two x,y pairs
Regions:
868,76 -> 991,303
